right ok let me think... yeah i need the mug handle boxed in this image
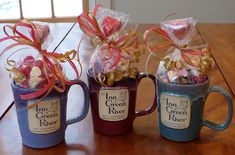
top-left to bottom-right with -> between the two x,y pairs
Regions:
202,86 -> 233,130
135,72 -> 157,117
66,80 -> 89,125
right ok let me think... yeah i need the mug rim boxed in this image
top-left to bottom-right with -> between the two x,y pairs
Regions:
11,81 -> 66,93
156,75 -> 210,87
12,81 -> 38,93
87,69 -> 139,81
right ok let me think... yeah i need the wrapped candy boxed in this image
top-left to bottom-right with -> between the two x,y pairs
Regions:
0,20 -> 81,101
160,17 -> 197,47
77,5 -> 142,86
144,17 -> 213,84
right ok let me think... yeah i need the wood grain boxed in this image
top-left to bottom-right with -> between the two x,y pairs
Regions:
0,23 -> 234,155
198,24 -> 235,96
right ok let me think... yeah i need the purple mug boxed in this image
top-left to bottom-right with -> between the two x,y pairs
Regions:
11,80 -> 89,148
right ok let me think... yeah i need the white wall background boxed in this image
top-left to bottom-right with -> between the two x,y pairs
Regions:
94,0 -> 235,23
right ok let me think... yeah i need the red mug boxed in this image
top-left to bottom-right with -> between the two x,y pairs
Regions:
87,72 -> 157,135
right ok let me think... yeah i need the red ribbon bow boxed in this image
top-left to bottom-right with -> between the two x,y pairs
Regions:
77,5 -> 139,85
143,27 -> 210,68
0,20 -> 81,102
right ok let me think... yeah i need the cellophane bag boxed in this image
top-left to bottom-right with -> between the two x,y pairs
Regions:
156,17 -> 214,84
12,21 -> 51,89
78,5 -> 142,86
0,20 -> 81,100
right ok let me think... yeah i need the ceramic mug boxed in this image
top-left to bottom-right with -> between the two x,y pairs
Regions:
156,77 -> 233,142
11,80 -> 89,148
87,72 -> 157,135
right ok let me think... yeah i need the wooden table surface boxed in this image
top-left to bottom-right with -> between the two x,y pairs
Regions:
0,23 -> 234,155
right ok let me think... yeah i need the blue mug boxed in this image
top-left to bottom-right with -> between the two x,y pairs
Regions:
11,80 -> 89,148
156,77 -> 233,142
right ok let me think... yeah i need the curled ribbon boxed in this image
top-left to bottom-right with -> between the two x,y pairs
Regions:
143,27 -> 213,74
0,20 -> 82,105
77,5 -> 141,86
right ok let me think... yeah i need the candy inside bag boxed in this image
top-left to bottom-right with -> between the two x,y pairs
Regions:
9,51 -> 67,89
78,5 -> 141,86
161,17 -> 197,47
0,19 -> 82,102
33,21 -> 50,44
95,6 -> 130,38
89,44 -> 121,74
157,47 -> 213,84
153,17 -> 214,84
1,20 -> 80,100
15,20 -> 53,49
13,55 -> 45,89
88,42 -> 140,85
4,21 -> 52,89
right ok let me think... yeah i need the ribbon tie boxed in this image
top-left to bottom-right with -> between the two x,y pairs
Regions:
143,27 -> 213,74
0,20 -> 81,102
77,5 -> 141,85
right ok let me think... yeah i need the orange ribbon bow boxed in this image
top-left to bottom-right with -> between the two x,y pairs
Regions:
143,27 -> 213,73
77,5 -> 141,85
0,20 -> 81,101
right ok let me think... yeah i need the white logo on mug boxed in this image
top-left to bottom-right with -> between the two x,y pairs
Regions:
160,93 -> 191,129
99,88 -> 129,121
28,98 -> 61,134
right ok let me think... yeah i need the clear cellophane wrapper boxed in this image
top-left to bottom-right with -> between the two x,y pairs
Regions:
0,20 -> 80,101
3,21 -> 53,89
161,17 -> 197,47
156,17 -> 214,84
82,6 -> 141,86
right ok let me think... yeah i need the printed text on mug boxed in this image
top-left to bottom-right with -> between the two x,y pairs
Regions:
99,88 -> 129,121
28,98 -> 61,134
160,93 -> 191,129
